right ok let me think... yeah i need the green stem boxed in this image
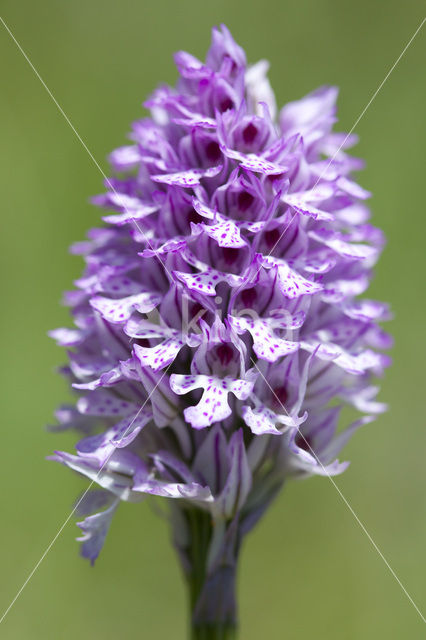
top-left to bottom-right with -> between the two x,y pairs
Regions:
191,622 -> 237,640
184,509 -> 239,640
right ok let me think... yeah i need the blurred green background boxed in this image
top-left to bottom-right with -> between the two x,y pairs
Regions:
1,1 -> 425,638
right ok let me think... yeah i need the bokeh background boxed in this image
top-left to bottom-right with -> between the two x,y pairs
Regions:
1,1 -> 425,638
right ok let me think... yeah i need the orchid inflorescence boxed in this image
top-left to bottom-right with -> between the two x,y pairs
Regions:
49,25 -> 391,638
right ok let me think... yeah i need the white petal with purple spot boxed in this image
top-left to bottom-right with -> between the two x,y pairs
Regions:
170,374 -> 254,429
90,291 -> 161,323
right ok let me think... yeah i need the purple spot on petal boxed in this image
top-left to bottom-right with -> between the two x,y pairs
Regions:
238,191 -> 254,211
242,123 -> 258,145
219,97 -> 233,112
205,141 -> 221,162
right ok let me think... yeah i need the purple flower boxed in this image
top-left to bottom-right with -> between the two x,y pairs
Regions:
49,24 -> 391,634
